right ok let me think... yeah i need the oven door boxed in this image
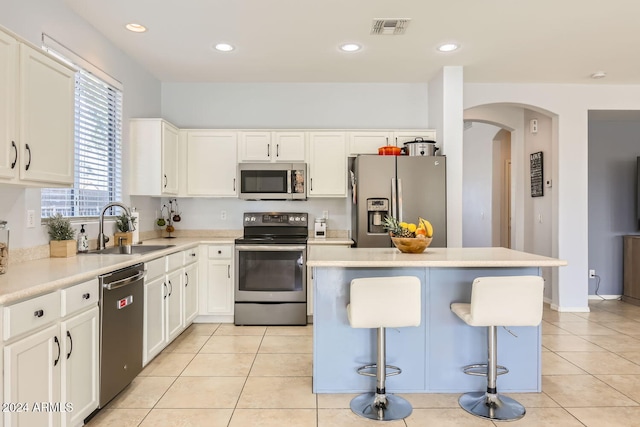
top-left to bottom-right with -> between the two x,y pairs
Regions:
235,245 -> 306,302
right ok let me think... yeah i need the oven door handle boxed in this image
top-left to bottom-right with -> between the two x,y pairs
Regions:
235,245 -> 306,251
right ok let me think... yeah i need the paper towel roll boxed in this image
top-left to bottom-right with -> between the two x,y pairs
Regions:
131,210 -> 140,244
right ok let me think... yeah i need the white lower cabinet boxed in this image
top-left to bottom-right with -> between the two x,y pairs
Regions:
143,248 -> 199,365
3,280 -> 99,427
198,244 -> 234,321
183,262 -> 199,324
61,306 -> 99,427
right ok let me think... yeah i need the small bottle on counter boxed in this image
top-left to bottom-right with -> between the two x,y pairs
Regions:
77,224 -> 89,253
0,220 -> 8,274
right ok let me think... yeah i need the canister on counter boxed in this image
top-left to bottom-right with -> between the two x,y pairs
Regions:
0,220 -> 8,274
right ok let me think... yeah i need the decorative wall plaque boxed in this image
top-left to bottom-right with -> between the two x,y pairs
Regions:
530,151 -> 544,197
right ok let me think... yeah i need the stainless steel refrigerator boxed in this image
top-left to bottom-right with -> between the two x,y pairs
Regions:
350,155 -> 447,248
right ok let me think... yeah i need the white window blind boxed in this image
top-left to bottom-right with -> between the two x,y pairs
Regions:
41,55 -> 123,218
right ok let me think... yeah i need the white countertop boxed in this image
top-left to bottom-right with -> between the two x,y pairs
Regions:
307,246 -> 567,268
0,237 -> 234,306
306,238 -> 353,245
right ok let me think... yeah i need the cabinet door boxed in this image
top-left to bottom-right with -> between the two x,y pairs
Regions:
4,324 -> 61,427
162,121 -> 179,195
143,276 -> 166,365
166,269 -> 184,342
273,132 -> 305,162
307,132 -> 347,197
186,131 -> 238,196
0,31 -> 18,180
393,130 -> 437,146
18,44 -> 74,185
61,306 -> 99,427
348,131 -> 392,155
203,260 -> 234,315
184,262 -> 199,325
239,131 -> 271,162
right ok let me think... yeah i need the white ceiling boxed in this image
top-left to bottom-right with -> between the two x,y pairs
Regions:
63,0 -> 640,84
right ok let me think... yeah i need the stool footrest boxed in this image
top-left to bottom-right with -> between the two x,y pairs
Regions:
357,364 -> 402,378
462,363 -> 509,377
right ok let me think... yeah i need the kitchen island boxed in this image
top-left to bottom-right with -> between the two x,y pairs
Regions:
306,246 -> 566,394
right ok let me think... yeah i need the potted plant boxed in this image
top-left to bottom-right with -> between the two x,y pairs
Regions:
114,212 -> 136,246
47,213 -> 76,257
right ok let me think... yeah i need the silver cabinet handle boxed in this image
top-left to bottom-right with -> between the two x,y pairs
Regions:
276,144 -> 280,157
227,264 -> 230,278
267,143 -> 270,157
233,178 -> 236,192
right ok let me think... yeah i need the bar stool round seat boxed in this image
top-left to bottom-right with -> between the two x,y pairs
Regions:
450,275 -> 544,421
347,276 -> 421,422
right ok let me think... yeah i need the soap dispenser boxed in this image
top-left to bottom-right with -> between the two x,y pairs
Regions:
77,224 -> 89,253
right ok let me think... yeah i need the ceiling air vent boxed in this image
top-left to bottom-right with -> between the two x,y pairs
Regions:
371,19 -> 411,35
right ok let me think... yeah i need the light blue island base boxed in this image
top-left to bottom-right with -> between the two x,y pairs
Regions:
312,266 -> 541,394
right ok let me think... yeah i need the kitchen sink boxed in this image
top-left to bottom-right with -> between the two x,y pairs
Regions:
84,244 -> 175,255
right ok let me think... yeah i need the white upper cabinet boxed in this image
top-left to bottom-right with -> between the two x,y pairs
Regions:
307,132 -> 347,197
0,30 -> 17,180
130,118 -> 180,196
0,28 -> 75,186
348,131 -> 393,155
186,131 -> 238,196
392,130 -> 437,146
239,131 -> 305,162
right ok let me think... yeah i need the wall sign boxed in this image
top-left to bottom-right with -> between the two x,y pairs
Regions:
530,151 -> 544,197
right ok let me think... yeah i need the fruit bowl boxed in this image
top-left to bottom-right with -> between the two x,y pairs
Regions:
391,236 -> 432,253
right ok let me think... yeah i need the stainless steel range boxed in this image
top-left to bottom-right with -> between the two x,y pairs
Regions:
234,212 -> 307,325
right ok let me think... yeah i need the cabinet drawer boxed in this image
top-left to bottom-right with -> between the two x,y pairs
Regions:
208,245 -> 231,259
184,247 -> 199,264
3,292 -> 61,341
61,279 -> 99,317
167,251 -> 184,271
146,257 -> 166,281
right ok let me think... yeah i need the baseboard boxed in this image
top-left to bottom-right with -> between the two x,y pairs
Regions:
588,294 -> 622,300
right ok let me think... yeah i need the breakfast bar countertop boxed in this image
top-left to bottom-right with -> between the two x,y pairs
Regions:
306,246 -> 567,268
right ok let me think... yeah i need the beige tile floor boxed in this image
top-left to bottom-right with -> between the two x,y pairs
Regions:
87,300 -> 640,426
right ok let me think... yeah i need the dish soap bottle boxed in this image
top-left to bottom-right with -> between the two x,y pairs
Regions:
77,224 -> 89,253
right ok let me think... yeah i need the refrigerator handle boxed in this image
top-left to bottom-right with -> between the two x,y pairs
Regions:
391,178 -> 397,218
397,178 -> 403,221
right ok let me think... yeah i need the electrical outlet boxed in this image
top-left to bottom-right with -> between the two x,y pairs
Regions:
322,210 -> 329,219
589,269 -> 596,278
220,210 -> 227,220
26,210 -> 36,228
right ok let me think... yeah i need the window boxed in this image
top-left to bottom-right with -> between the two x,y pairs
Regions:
41,40 -> 122,218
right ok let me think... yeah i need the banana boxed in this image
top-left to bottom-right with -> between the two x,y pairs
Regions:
419,217 -> 434,238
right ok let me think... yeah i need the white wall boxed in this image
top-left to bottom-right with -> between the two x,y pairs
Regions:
465,83 -> 640,311
462,122 -> 500,247
161,83 -> 429,129
160,82 -> 431,232
0,0 -> 161,249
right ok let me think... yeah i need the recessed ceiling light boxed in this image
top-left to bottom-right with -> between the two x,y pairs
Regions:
125,23 -> 147,33
340,43 -> 362,52
437,43 -> 459,52
591,71 -> 607,79
214,43 -> 235,52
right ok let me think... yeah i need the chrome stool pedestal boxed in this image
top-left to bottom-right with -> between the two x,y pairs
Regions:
349,326 -> 413,421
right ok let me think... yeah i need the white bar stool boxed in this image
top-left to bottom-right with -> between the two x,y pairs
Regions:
347,276 -> 421,421
450,275 -> 544,421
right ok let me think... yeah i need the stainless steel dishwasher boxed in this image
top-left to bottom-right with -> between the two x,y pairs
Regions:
98,263 -> 145,408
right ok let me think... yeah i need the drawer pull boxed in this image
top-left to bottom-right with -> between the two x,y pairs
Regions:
82,293 -> 91,300
190,252 -> 196,257
218,250 -> 222,254
34,309 -> 44,318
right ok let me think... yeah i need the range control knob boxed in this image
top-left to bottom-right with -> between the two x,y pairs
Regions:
250,216 -> 256,222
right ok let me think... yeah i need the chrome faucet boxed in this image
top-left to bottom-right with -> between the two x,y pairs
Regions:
98,202 -> 132,250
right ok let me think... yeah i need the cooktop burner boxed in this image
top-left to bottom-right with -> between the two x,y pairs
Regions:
237,212 -> 309,244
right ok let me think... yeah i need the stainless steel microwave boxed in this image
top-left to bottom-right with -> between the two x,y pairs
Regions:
238,163 -> 307,200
